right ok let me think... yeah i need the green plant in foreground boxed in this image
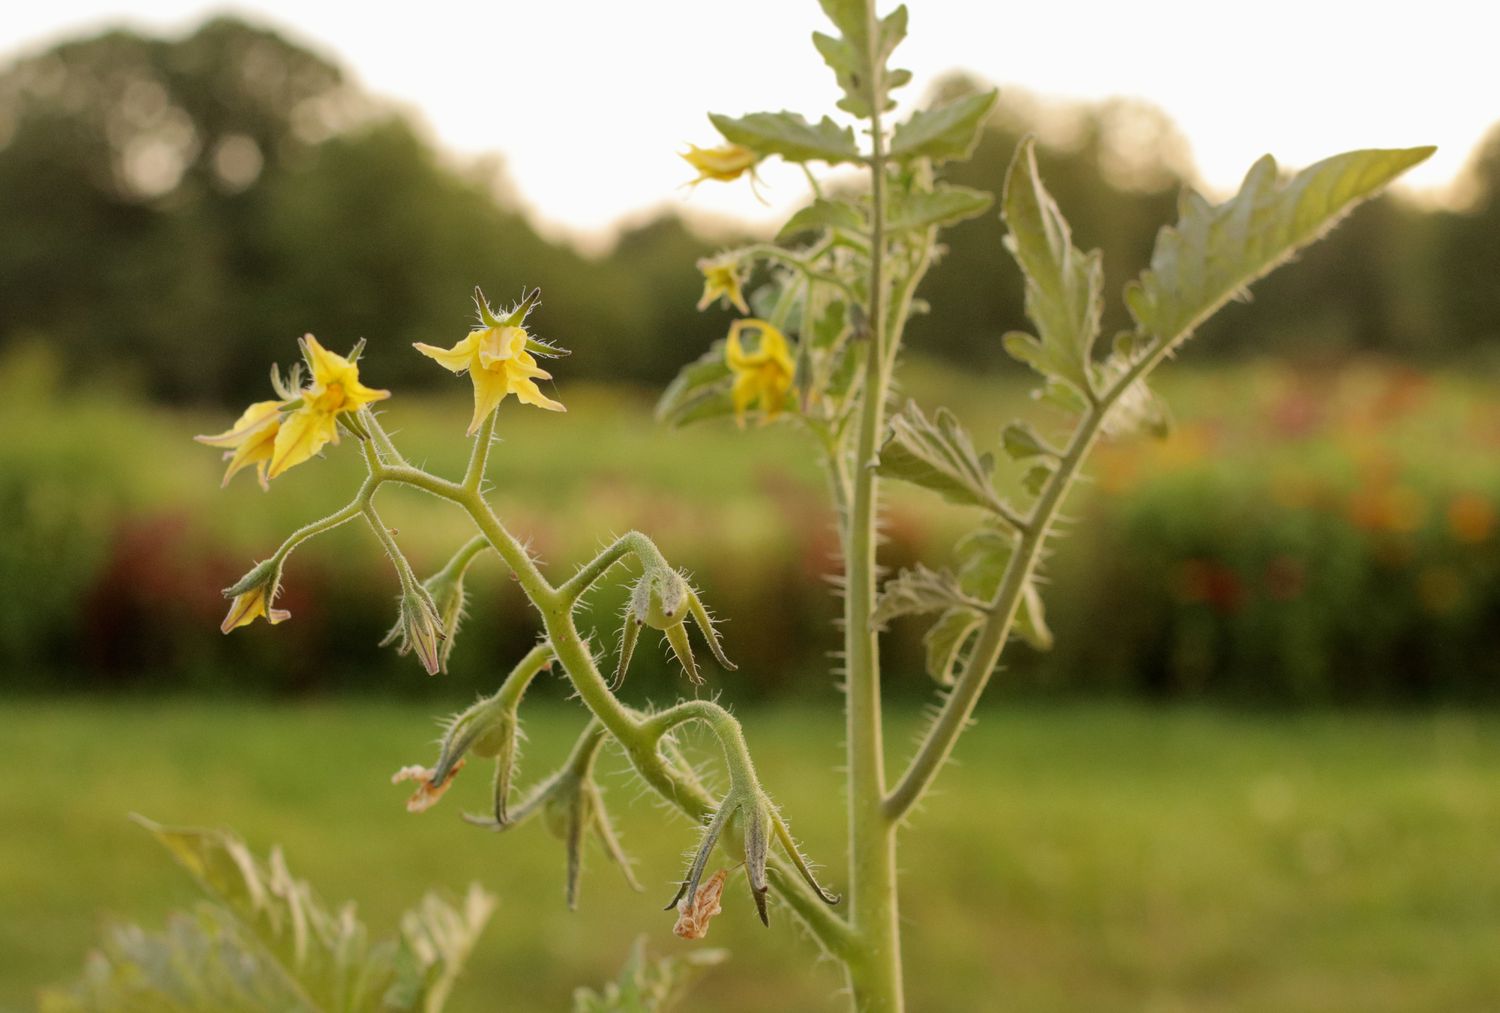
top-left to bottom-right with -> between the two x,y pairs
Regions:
41,818 -> 494,1012
177,1 -> 1431,1009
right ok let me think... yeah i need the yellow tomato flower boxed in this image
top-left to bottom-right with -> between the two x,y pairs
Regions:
414,323 -> 565,434
725,319 -> 795,427
696,252 -> 749,314
220,583 -> 290,634
681,143 -> 759,185
195,399 -> 282,490
268,335 -> 390,480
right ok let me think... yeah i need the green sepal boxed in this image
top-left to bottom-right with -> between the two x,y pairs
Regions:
710,111 -> 861,165
889,89 -> 998,164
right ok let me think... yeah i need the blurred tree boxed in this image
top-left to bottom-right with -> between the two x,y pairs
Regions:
1432,124 -> 1500,358
0,22 -> 1491,405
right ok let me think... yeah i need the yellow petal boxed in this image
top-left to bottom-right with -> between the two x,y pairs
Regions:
759,323 -> 794,372
195,400 -> 282,447
268,406 -> 337,478
466,365 -> 511,435
220,420 -> 279,488
300,334 -> 350,387
730,371 -> 759,428
221,588 -> 291,633
343,377 -> 391,411
681,144 -> 757,183
415,332 -> 479,373
511,375 -> 566,412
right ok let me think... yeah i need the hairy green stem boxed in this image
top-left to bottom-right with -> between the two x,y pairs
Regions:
334,425 -> 855,953
462,411 -> 497,492
841,9 -> 903,1006
883,338 -> 1167,821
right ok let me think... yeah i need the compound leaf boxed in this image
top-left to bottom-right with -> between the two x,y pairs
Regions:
710,111 -> 861,165
1001,136 -> 1104,397
1125,146 -> 1435,349
889,89 -> 998,164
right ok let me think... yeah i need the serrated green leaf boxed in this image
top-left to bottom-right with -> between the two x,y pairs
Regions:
812,299 -> 849,350
1000,421 -> 1054,461
1126,146 -> 1435,348
955,526 -> 1052,650
572,936 -> 728,1012
656,342 -> 735,428
113,817 -> 493,1013
778,198 -> 866,240
877,401 -> 1009,517
889,89 -> 998,164
710,111 -> 861,165
813,3 -> 910,118
886,184 -> 993,232
873,563 -> 977,626
39,907 -> 317,1013
1002,136 -> 1105,396
924,607 -> 983,685
1021,464 -> 1053,496
1095,353 -> 1173,439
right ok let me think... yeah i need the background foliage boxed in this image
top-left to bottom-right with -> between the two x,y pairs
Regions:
1,16 -> 1497,705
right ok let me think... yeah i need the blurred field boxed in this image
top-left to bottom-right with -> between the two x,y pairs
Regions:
3,348 -> 1499,702
5,700 -> 1499,1012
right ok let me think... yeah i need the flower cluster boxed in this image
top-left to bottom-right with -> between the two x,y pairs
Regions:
195,335 -> 388,488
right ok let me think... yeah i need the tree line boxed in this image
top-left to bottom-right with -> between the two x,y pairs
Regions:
2,18 -> 1497,407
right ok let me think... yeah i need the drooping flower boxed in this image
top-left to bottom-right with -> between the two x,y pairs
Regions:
195,400 -> 283,490
724,319 -> 795,427
615,566 -> 734,687
696,252 -> 749,314
268,335 -> 390,480
680,143 -> 759,185
414,291 -> 565,434
219,558 -> 289,633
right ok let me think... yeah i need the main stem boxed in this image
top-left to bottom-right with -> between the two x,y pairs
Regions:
844,18 -> 903,1007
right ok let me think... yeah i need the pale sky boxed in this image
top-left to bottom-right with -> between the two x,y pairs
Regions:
3,0 -> 1495,246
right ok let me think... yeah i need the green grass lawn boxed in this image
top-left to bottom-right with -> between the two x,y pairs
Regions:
5,700 -> 1498,1011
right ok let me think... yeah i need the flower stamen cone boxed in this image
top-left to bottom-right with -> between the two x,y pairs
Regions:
268,335 -> 390,480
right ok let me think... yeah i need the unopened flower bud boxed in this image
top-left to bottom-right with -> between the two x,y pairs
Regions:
666,790 -> 838,937
380,585 -> 444,676
616,567 -> 735,687
219,557 -> 289,634
475,762 -> 640,911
